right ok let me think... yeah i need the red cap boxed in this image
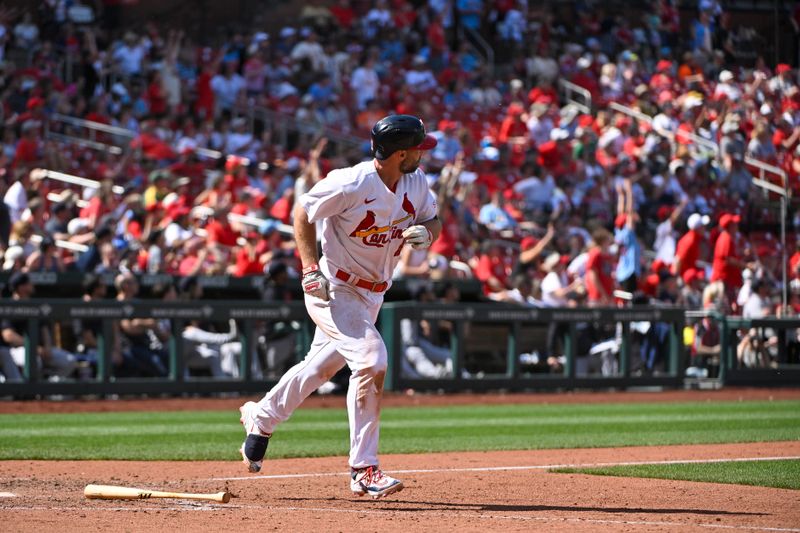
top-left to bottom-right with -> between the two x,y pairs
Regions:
651,259 -> 667,273
756,244 -> 775,258
26,97 -> 45,110
777,64 -> 792,74
508,103 -> 524,116
719,213 -> 741,228
656,60 -> 672,72
225,155 -> 246,171
520,236 -> 538,251
615,213 -> 628,229
246,230 -> 260,240
231,203 -> 248,215
438,119 -> 457,131
168,205 -> 190,220
682,267 -> 705,285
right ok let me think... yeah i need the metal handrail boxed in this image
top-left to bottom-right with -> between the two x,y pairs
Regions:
464,27 -> 495,77
558,79 -> 592,114
30,233 -> 89,253
745,157 -> 788,189
46,131 -> 123,155
227,212 -> 294,235
608,101 -> 721,157
608,101 -> 654,126
47,114 -> 224,161
31,169 -> 125,195
50,113 -> 136,138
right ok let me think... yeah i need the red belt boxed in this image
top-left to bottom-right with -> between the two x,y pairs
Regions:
335,269 -> 389,293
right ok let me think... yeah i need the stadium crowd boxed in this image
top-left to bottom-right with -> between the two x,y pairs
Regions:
0,0 -> 799,379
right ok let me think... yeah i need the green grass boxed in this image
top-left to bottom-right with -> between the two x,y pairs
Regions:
552,459 -> 800,490
0,400 -> 798,461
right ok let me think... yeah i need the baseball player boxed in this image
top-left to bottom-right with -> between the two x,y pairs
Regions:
239,115 -> 441,499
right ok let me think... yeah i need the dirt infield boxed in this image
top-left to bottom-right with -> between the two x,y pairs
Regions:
2,442 -> 799,532
2,389 -> 800,532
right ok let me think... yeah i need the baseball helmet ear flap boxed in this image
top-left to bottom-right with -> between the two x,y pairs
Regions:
371,114 -> 437,159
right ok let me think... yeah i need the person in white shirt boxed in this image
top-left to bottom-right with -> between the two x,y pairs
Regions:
527,104 -> 554,146
3,171 -> 30,224
350,57 -> 380,110
714,70 -> 741,101
653,199 -> 687,265
541,252 -> 582,360
404,56 -> 437,94
211,61 -> 245,115
289,30 -> 327,72
113,32 -> 148,78
238,115 -> 441,500
225,117 -> 258,160
13,12 -> 39,49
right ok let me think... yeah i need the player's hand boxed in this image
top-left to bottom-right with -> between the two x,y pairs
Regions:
301,264 -> 330,301
402,225 -> 433,250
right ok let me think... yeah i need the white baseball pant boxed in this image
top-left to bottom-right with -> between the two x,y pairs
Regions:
252,281 -> 387,469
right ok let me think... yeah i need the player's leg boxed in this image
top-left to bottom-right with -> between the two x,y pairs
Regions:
309,285 -> 402,498
239,296 -> 346,473
252,326 -> 345,434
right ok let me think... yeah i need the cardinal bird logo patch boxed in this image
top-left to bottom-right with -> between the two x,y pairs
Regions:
350,194 -> 417,248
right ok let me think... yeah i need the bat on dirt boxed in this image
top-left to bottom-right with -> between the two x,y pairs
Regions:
84,484 -> 231,503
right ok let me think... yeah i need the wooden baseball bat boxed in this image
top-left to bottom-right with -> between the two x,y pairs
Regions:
84,484 -> 231,503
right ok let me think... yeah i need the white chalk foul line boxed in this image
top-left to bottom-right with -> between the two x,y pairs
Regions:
7,504 -> 796,532
210,455 -> 800,482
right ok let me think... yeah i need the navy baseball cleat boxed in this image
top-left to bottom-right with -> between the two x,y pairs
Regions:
239,401 -> 270,473
350,466 -> 404,499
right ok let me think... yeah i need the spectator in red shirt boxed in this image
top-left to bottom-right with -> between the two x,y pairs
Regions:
571,58 -> 601,100
672,213 -> 709,276
14,120 -> 42,166
269,187 -> 294,224
330,0 -> 355,29
789,237 -> 800,280
206,207 -> 240,247
146,71 -> 168,117
430,201 -> 460,259
584,227 -> 615,305
232,231 -> 267,277
474,241 -> 511,295
710,214 -> 754,300
536,128 -> 574,177
527,79 -> 558,106
497,103 -> 529,144
649,60 -> 674,91
178,237 -> 210,276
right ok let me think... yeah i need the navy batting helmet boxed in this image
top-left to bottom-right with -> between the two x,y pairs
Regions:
370,115 -> 437,160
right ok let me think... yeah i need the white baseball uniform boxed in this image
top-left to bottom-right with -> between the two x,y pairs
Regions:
252,160 -> 437,468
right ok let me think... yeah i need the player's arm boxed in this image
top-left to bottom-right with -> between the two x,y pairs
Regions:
293,202 -> 329,301
420,216 -> 442,243
403,187 -> 442,249
293,203 -> 318,269
402,216 -> 441,250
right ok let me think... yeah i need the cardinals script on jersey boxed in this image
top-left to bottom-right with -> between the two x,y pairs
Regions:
299,160 -> 437,284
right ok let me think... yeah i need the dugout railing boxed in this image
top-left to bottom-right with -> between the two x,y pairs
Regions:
379,302 -> 688,392
0,299 -> 314,397
1,300 -> 799,398
717,315 -> 800,386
